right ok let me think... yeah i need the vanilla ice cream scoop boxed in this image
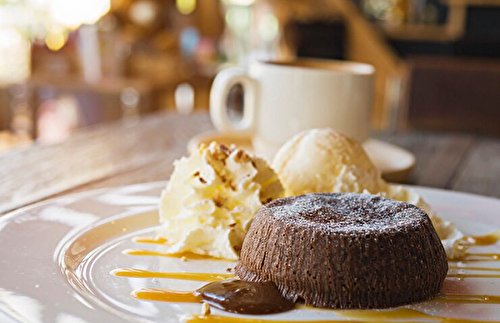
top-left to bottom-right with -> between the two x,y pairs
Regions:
159,142 -> 284,260
272,128 -> 463,257
273,129 -> 388,196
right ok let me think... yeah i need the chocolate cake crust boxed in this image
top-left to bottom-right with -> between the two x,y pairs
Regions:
235,193 -> 448,309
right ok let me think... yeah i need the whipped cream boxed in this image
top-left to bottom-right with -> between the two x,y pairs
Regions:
159,142 -> 284,260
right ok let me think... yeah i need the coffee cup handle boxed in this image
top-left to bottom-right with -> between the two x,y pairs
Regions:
210,68 -> 257,136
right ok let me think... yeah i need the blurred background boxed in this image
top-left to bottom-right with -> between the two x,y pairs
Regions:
0,0 -> 499,154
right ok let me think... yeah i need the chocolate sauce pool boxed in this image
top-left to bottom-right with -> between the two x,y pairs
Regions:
194,279 -> 295,314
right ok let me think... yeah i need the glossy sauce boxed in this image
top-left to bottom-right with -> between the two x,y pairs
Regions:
447,273 -> 500,279
112,268 -> 234,282
132,288 -> 201,303
133,279 -> 294,315
131,285 -> 500,312
334,307 -> 500,322
194,279 -> 295,315
333,308 -> 447,320
461,230 -> 500,246
447,264 -> 500,279
450,230 -> 500,263
184,316 -> 379,323
452,252 -> 500,262
123,249 -> 228,261
438,293 -> 500,304
185,316 -> 413,323
133,288 -> 500,305
133,236 -> 168,244
184,310 -> 498,323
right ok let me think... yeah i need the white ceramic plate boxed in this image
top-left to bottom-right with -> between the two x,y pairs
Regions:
0,182 -> 499,323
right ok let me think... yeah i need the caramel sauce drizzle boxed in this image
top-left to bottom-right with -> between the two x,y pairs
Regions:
452,252 -> 500,262
332,307 -> 500,322
132,288 -> 201,303
116,266 -> 500,281
447,273 -> 500,279
184,315 -> 403,323
184,309 -> 498,323
449,229 -> 500,263
437,293 -> 500,304
112,268 -> 234,282
449,265 -> 500,272
448,265 -> 500,279
132,287 -> 500,307
113,267 -> 500,282
132,236 -> 168,245
133,291 -> 498,323
123,249 -> 229,261
462,229 -> 500,247
332,308 -> 438,320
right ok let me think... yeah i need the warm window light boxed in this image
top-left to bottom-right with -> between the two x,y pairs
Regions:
27,0 -> 50,8
48,0 -> 111,29
45,29 -> 66,51
176,0 -> 196,15
0,27 -> 31,83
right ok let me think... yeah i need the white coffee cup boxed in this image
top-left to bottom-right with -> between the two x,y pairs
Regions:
210,59 -> 375,159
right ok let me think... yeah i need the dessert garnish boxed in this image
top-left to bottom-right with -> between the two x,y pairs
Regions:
158,142 -> 284,260
272,128 -> 463,257
128,278 -> 295,314
194,279 -> 295,314
235,193 -> 448,309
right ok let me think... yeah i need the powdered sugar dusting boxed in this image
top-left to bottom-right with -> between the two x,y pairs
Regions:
264,193 -> 428,234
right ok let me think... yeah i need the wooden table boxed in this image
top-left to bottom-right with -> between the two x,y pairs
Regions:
1,112 -> 498,216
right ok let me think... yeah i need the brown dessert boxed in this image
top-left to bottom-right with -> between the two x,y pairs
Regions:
235,193 -> 448,309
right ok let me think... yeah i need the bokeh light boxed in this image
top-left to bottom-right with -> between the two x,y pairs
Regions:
0,27 -> 31,82
48,0 -> 111,29
45,29 -> 66,51
225,6 -> 251,36
175,83 -> 195,114
129,0 -> 158,26
176,0 -> 196,15
258,13 -> 279,42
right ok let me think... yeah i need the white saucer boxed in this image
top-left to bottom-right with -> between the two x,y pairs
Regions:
188,131 -> 416,183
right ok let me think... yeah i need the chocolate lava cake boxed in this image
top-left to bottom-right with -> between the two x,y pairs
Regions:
235,193 -> 448,309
